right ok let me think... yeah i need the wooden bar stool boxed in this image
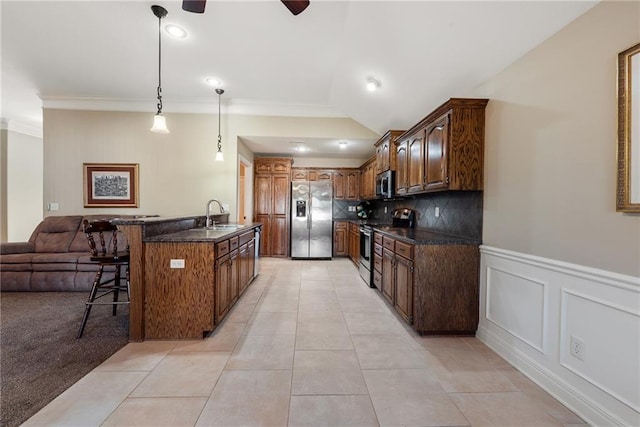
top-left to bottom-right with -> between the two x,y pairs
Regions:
77,220 -> 130,339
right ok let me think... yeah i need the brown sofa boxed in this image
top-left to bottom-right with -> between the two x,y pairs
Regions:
1,215 -> 129,292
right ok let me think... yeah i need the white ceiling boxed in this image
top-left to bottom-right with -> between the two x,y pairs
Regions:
1,0 -> 597,159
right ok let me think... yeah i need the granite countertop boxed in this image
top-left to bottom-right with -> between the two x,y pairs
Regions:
111,213 -> 229,226
372,226 -> 480,245
144,222 -> 261,243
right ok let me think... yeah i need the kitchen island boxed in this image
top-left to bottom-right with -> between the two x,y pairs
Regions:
111,216 -> 261,341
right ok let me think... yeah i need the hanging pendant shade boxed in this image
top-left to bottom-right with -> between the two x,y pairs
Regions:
150,5 -> 169,134
150,114 -> 169,134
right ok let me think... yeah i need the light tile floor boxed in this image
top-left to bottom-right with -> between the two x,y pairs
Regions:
24,258 -> 587,426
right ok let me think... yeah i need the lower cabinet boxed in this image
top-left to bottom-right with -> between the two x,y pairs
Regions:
333,221 -> 348,257
376,231 -> 479,334
380,236 -> 413,323
215,230 -> 255,324
348,222 -> 360,265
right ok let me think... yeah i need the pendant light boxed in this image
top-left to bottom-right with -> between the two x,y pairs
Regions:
215,88 -> 224,162
150,5 -> 169,134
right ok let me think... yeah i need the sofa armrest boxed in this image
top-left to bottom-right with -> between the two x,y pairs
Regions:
1,242 -> 35,255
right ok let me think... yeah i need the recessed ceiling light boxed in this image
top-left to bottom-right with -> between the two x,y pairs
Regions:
165,24 -> 187,38
205,77 -> 223,87
339,141 -> 348,149
366,77 -> 381,92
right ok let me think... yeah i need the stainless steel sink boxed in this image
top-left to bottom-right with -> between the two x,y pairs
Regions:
199,224 -> 245,231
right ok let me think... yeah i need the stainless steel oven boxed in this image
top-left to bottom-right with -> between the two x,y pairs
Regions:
359,225 -> 373,286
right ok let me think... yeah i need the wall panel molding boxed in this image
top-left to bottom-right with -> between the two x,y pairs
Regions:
479,245 -> 640,427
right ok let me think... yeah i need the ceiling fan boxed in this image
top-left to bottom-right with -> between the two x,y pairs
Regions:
182,0 -> 310,16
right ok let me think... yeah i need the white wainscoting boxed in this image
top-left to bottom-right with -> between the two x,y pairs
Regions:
478,246 -> 640,427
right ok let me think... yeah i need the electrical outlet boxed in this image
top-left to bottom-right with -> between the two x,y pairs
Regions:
48,203 -> 59,211
435,207 -> 440,217
570,335 -> 585,360
384,206 -> 388,213
170,259 -> 185,269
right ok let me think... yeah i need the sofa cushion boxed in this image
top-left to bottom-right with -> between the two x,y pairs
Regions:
0,242 -> 35,255
31,252 -> 85,264
1,263 -> 32,271
1,253 -> 36,264
34,216 -> 83,253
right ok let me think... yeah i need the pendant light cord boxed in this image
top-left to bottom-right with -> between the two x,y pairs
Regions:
217,89 -> 223,151
156,12 -> 163,115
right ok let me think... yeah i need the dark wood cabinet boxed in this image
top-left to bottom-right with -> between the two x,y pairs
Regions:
394,98 -> 488,196
333,171 -> 345,199
214,253 -> 231,322
359,156 -> 376,199
142,227 -> 259,340
375,130 -> 404,174
254,158 -> 291,257
348,222 -> 360,265
394,249 -> 413,323
332,169 -> 359,201
375,229 -> 479,334
395,140 -> 408,195
333,221 -> 347,256
346,170 -> 359,200
424,114 -> 449,190
381,247 -> 394,304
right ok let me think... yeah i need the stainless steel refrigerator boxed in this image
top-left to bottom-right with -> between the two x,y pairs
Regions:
291,181 -> 333,259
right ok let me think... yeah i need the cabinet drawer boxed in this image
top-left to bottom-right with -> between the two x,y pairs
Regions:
239,231 -> 253,246
229,236 -> 239,251
374,243 -> 382,257
373,253 -> 382,273
373,270 -> 382,288
382,236 -> 395,251
334,221 -> 347,230
349,222 -> 360,233
215,240 -> 229,257
373,233 -> 383,245
395,241 -> 413,259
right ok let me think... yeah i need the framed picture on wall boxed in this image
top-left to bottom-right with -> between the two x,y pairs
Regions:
83,163 -> 139,208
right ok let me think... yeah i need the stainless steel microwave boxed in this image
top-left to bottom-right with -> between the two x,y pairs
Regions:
375,170 -> 394,199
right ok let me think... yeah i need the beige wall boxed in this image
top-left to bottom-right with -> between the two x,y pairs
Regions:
1,129 -> 43,242
470,1 -> 640,276
1,129 -> 7,241
42,110 -> 377,223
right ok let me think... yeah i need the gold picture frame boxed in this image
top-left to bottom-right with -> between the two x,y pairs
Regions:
83,163 -> 139,208
617,42 -> 640,212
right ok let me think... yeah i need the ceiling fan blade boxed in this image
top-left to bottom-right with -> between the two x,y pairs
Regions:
281,0 -> 310,16
182,0 -> 206,14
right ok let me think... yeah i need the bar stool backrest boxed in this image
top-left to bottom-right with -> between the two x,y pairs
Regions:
83,220 -> 125,260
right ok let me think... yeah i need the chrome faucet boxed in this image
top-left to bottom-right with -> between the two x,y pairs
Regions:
205,199 -> 225,228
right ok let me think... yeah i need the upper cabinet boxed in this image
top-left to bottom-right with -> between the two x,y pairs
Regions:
375,130 -> 404,174
359,156 -> 377,200
395,98 -> 488,195
256,158 -> 292,174
333,169 -> 359,201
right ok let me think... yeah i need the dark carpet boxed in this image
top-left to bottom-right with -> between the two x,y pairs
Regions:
1,292 -> 129,427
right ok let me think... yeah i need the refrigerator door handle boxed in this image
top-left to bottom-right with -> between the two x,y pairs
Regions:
308,210 -> 312,229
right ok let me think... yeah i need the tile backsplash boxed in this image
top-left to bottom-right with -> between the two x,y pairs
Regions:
368,191 -> 483,240
332,199 -> 360,220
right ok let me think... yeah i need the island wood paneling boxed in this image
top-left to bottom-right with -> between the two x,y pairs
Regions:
412,244 -> 479,334
117,224 -> 144,342
144,242 -> 215,339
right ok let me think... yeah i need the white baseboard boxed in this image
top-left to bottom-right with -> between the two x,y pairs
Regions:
479,245 -> 640,427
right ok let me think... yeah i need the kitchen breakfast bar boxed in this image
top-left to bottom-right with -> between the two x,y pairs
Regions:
112,216 -> 262,341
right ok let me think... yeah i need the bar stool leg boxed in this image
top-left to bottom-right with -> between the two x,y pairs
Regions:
77,265 -> 104,339
112,265 -> 121,316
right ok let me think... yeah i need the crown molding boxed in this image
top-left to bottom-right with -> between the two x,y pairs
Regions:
40,96 -> 347,118
0,118 -> 43,139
